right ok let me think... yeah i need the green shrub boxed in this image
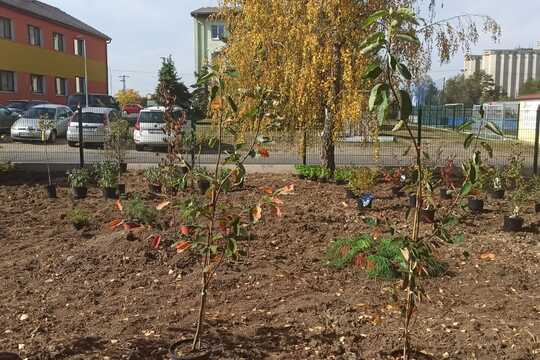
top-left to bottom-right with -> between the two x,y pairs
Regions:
326,234 -> 445,279
95,161 -> 119,188
335,168 -> 353,183
68,208 -> 90,229
124,195 -> 158,225
144,167 -> 162,185
67,168 -> 92,188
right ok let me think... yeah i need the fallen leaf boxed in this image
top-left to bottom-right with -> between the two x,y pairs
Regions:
258,147 -> 270,158
278,184 -> 295,195
176,241 -> 191,253
123,223 -> 141,231
272,206 -> 283,218
262,187 -> 273,195
180,226 -> 191,236
251,204 -> 262,222
115,200 -> 123,212
341,202 -> 348,207
272,197 -> 284,205
108,219 -> 125,230
480,252 -> 496,261
148,235 -> 161,249
156,201 -> 171,210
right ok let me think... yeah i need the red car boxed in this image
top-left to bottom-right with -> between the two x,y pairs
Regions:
122,103 -> 143,116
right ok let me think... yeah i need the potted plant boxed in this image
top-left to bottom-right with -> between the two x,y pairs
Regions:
96,161 -> 119,199
144,167 -> 163,193
67,168 -> 91,199
105,118 -> 132,174
384,168 -> 406,197
195,167 -> 211,195
295,164 -> 307,180
162,164 -> 187,195
490,169 -> 506,200
38,117 -> 56,198
439,159 -> 455,200
335,168 -> 351,186
467,173 -> 488,213
503,183 -> 528,232
318,167 -> 330,183
348,168 -> 377,209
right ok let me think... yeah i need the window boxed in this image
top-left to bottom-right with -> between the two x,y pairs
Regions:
53,32 -> 64,51
28,25 -> 41,46
0,17 -> 12,40
75,77 -> 86,93
31,74 -> 44,94
0,70 -> 15,92
55,77 -> 67,96
74,38 -> 84,56
210,24 -> 225,40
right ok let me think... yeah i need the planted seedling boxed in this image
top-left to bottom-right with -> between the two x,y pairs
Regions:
67,208 -> 91,230
67,168 -> 92,199
38,117 -> 56,198
95,161 -> 120,199
384,168 -> 406,197
144,167 -> 163,194
503,181 -> 528,232
439,158 -> 455,199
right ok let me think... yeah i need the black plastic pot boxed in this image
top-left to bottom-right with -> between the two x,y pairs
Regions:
197,179 -> 210,195
391,186 -> 405,197
102,187 -> 117,199
345,189 -> 355,199
440,188 -> 452,200
119,162 -> 128,174
535,203 -> 540,213
149,183 -> 162,194
319,177 -> 328,183
336,179 -> 347,186
46,184 -> 57,199
491,189 -> 505,200
503,216 -> 524,232
468,198 -> 484,213
72,186 -> 88,199
118,184 -> 126,196
298,174 -> 306,180
169,339 -> 210,360
421,209 -> 436,223
409,194 -> 417,208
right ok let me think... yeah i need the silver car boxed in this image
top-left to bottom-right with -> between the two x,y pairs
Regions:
10,104 -> 72,142
66,107 -> 121,146
133,106 -> 191,151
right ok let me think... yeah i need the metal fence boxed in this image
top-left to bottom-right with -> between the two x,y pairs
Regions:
1,105 -> 539,172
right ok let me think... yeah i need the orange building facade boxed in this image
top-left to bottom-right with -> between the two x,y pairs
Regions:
0,0 -> 110,105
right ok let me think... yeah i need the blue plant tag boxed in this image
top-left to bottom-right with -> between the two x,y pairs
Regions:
360,193 -> 374,207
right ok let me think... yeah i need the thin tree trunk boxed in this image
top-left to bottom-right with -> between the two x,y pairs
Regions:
321,40 -> 342,174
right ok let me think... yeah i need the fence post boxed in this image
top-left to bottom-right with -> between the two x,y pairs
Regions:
534,106 -> 540,175
302,130 -> 307,165
77,105 -> 84,168
417,106 -> 422,147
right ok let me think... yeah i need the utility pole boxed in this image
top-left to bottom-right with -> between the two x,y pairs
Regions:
118,75 -> 130,91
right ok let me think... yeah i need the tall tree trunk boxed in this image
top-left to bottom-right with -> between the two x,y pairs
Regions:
321,40 -> 342,174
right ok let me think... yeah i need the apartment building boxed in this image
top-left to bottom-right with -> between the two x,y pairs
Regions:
464,44 -> 540,99
0,0 -> 110,105
191,7 -> 226,74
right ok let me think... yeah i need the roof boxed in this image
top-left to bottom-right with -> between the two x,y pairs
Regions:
516,93 -> 540,101
190,6 -> 219,18
0,0 -> 111,40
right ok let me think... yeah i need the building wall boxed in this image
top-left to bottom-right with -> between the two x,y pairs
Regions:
518,100 -> 540,144
0,4 -> 108,105
465,49 -> 540,99
193,16 -> 225,73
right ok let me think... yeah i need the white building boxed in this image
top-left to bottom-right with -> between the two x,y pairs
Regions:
191,7 -> 226,74
464,44 -> 540,99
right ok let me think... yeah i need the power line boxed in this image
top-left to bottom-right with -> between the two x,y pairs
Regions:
118,75 -> 130,91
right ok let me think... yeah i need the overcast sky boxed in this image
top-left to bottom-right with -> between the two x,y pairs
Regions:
44,0 -> 540,95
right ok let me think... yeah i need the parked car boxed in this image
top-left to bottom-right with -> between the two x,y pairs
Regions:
67,94 -> 120,111
5,100 -> 49,116
133,106 -> 190,151
66,107 -> 122,147
10,104 -> 73,142
123,103 -> 143,116
0,106 -> 21,134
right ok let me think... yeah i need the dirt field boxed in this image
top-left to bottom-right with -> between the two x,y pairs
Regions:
0,171 -> 539,359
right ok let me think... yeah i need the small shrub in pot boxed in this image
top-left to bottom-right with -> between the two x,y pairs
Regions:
67,208 -> 91,230
95,161 -> 119,199
124,195 -> 158,225
503,182 -> 528,232
144,167 -> 163,193
67,168 -> 91,199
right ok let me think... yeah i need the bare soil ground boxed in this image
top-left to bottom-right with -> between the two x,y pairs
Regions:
0,171 -> 539,360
